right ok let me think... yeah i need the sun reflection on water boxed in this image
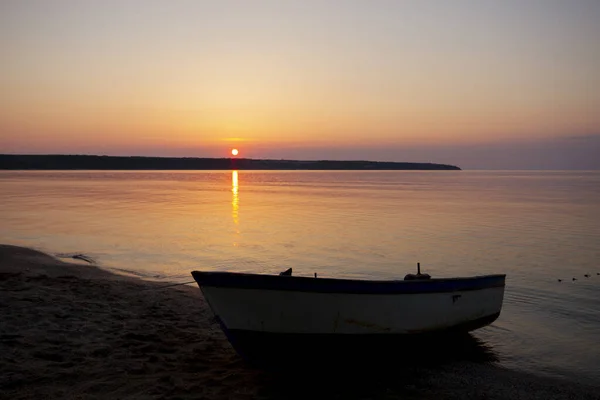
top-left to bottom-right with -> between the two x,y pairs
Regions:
232,170 -> 239,230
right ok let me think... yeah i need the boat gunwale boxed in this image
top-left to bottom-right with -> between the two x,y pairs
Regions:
191,271 -> 506,295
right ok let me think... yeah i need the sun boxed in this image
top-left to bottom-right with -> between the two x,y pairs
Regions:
231,148 -> 239,156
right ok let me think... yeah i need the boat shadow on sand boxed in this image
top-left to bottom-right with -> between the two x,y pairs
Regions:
243,332 -> 498,369
250,333 -> 499,398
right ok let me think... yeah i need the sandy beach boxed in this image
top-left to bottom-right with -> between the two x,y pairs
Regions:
1,244 -> 597,400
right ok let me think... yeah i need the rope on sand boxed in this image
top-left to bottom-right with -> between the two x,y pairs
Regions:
55,253 -> 96,264
141,281 -> 196,291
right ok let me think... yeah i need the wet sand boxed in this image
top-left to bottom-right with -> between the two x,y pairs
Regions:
0,244 -> 597,399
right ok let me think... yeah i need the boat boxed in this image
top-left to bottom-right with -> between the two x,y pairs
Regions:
191,265 -> 505,362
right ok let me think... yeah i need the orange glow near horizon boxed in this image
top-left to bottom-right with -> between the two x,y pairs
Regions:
1,1 -> 599,168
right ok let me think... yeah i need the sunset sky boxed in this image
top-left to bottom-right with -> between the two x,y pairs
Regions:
1,0 -> 599,169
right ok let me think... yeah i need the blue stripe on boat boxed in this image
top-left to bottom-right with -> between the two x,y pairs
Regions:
191,271 -> 505,294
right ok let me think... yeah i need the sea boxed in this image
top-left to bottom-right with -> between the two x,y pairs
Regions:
1,170 -> 599,384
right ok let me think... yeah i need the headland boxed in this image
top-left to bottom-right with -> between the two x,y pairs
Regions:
0,154 -> 461,170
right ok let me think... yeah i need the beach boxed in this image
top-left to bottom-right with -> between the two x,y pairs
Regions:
1,244 -> 597,400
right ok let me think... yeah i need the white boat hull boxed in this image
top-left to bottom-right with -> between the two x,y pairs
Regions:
201,286 -> 503,335
192,271 -> 505,361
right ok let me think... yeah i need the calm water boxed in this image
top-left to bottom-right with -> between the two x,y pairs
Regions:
1,170 -> 599,383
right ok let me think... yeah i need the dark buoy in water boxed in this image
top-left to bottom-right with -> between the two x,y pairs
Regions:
584,274 -> 590,278
558,279 -> 562,282
404,262 -> 431,280
572,277 -> 577,281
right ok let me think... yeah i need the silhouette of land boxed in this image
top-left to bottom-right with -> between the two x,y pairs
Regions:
0,154 -> 461,170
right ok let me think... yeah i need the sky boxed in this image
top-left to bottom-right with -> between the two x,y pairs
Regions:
1,0 -> 599,169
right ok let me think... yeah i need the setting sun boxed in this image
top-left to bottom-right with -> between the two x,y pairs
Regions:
231,149 -> 239,156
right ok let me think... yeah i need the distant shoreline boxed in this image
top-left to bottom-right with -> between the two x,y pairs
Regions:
0,154 -> 461,171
